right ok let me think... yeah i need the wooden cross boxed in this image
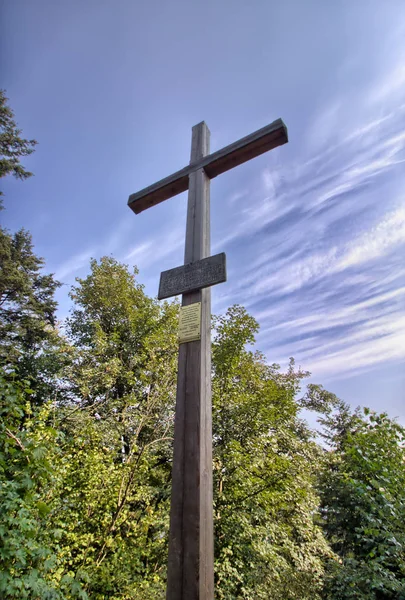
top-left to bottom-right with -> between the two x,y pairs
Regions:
128,119 -> 288,600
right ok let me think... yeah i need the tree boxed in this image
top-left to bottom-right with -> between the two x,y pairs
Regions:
1,256 -> 180,599
66,256 -> 179,444
0,227 -> 67,406
318,403 -> 405,599
0,94 -> 65,405
58,257 -> 180,597
0,372 -> 88,600
212,306 -> 333,600
0,89 -> 37,204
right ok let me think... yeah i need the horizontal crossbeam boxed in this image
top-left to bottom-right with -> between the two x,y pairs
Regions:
128,118 -> 288,214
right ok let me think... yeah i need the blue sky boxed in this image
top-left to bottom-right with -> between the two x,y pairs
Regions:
1,0 -> 404,419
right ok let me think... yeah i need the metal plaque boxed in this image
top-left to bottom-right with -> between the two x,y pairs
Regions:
178,302 -> 201,344
158,252 -> 226,300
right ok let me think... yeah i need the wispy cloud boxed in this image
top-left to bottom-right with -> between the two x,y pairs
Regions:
304,324 -> 405,379
53,46 -> 405,386
125,240 -> 153,262
55,249 -> 95,281
123,226 -> 184,270
337,207 -> 405,270
210,55 -> 405,382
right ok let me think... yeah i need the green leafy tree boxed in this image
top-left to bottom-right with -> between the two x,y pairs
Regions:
0,89 -> 37,204
1,254 -> 179,599
66,256 -> 179,453
46,408 -> 171,599
212,306 -> 333,600
0,372 -> 87,599
318,403 -> 405,599
0,227 -> 68,406
57,257 -> 180,597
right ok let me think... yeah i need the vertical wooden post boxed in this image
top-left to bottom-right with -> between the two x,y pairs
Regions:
166,122 -> 214,600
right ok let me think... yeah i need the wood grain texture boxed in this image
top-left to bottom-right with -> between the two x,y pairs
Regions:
128,117 -> 290,600
158,252 -> 226,300
166,122 -> 214,600
202,118 -> 288,178
128,119 -> 288,214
